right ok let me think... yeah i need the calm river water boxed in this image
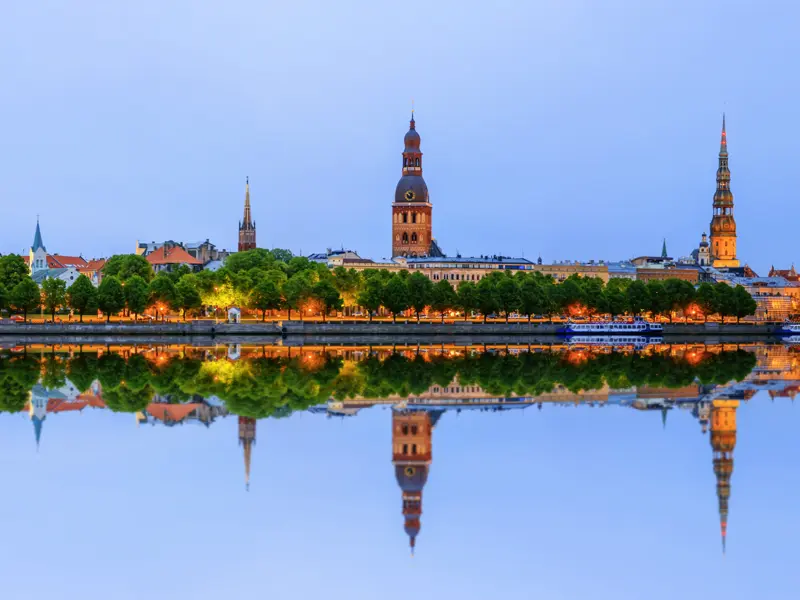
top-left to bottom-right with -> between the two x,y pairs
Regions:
1,341 -> 797,599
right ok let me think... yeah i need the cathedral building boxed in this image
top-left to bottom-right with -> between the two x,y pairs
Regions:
392,409 -> 442,554
710,398 -> 738,554
238,177 -> 257,252
392,113 -> 444,258
709,115 -> 740,268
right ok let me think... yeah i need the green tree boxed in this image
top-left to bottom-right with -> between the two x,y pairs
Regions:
250,279 -> 282,321
664,278 -> 696,322
625,280 -> 650,317
9,278 -> 40,322
0,255 -> 29,290
407,272 -> 434,321
148,274 -> 177,317
67,274 -> 98,321
124,274 -> 149,320
430,279 -> 457,322
695,282 -> 717,321
97,276 -> 126,322
496,276 -> 520,322
476,276 -> 499,322
41,277 -> 67,322
456,281 -> 480,321
646,280 -> 671,320
332,267 -> 363,309
225,249 -> 277,273
283,272 -> 313,320
357,276 -> 384,322
0,283 -> 7,314
382,275 -> 410,322
732,285 -> 757,323
518,276 -> 549,322
102,254 -> 154,282
312,279 -> 344,322
555,276 -> 584,315
713,283 -> 736,320
175,275 -> 202,321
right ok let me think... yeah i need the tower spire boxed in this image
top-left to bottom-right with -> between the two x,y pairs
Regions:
238,177 -> 257,251
720,113 -> 727,155
661,238 -> 668,259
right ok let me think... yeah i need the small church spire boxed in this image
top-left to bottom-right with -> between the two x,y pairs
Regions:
661,238 -> 668,259
238,177 -> 257,251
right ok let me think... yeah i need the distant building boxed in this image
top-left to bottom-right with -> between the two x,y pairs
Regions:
29,218 -> 48,275
78,258 -> 107,286
137,239 -> 228,267
145,245 -> 203,273
31,266 -> 81,288
710,115 -> 740,268
238,177 -> 256,251
607,261 -> 637,280
768,265 -> 800,282
392,113 -> 444,258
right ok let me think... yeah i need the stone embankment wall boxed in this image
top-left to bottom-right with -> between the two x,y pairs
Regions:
0,320 -> 784,340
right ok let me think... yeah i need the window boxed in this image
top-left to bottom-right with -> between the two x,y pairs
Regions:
402,232 -> 409,244
402,425 -> 409,435
415,158 -> 420,167
411,425 -> 418,435
403,158 -> 407,167
412,213 -> 417,224
403,444 -> 408,454
411,232 -> 418,243
411,444 -> 417,455
403,213 -> 408,223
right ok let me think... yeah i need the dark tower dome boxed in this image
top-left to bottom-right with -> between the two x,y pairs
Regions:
395,175 -> 429,204
404,117 -> 421,150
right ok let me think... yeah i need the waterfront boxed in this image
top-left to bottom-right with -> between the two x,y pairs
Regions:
1,342 -> 799,598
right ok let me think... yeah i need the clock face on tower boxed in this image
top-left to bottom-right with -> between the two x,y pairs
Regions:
405,190 -> 415,201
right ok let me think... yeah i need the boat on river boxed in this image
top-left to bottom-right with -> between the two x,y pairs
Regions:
557,317 -> 664,336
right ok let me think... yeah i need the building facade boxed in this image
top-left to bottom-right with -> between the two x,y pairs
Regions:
710,116 -> 739,268
392,114 -> 440,258
238,177 -> 257,252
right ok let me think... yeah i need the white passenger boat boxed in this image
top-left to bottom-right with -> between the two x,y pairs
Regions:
566,335 -> 663,348
777,321 -> 800,336
558,316 -> 664,335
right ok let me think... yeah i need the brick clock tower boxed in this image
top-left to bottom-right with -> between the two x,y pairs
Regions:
392,113 -> 441,257
238,176 -> 256,252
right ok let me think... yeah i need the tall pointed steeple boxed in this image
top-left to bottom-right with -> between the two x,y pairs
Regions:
32,217 -> 46,253
238,177 -> 257,252
661,238 -> 668,259
238,416 -> 256,491
709,114 -> 739,268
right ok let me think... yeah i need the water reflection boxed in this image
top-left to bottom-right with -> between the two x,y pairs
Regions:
2,341 -> 798,557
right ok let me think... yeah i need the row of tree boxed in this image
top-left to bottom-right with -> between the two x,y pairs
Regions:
0,249 -> 760,322
0,346 -> 758,415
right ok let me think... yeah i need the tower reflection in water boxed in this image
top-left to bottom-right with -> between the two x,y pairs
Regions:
3,341 -> 797,554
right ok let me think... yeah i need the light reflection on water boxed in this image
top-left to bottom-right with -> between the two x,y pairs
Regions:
1,342 -> 798,599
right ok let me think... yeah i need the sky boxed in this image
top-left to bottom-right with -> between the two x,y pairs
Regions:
1,1 -> 798,274
0,391 -> 798,599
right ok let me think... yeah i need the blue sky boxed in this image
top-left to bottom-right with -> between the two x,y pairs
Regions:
1,1 -> 797,274
0,393 -> 797,599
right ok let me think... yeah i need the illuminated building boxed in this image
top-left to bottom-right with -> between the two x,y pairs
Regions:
238,176 -> 257,251
710,115 -> 740,268
710,399 -> 738,553
392,113 -> 443,258
392,409 -> 441,554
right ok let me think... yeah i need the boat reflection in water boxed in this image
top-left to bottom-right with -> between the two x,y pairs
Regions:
2,341 -> 799,556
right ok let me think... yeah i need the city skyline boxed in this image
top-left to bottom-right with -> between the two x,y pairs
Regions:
3,1 -> 800,276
